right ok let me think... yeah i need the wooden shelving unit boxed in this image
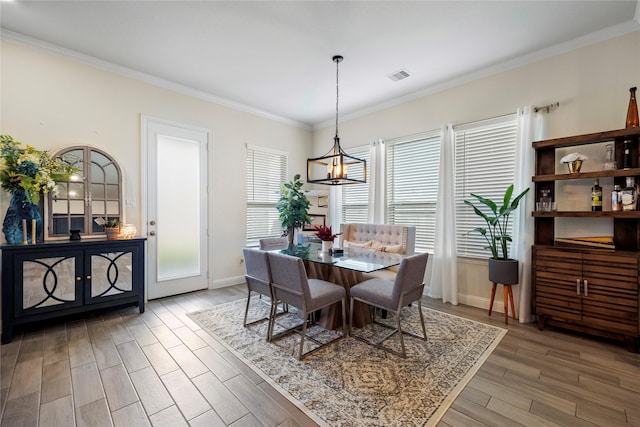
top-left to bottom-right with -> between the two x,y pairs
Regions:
532,127 -> 640,352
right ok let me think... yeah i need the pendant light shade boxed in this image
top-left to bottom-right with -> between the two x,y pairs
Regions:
307,56 -> 366,185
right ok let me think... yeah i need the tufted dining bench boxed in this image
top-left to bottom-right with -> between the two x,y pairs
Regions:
339,223 -> 416,281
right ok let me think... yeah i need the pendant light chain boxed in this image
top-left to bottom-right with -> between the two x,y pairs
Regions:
335,56 -> 340,139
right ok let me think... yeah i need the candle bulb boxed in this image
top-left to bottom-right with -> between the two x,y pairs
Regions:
22,219 -> 27,245
32,219 -> 36,244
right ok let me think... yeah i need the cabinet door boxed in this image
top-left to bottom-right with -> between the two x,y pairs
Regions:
14,250 -> 83,317
534,248 -> 583,322
84,244 -> 140,305
582,253 -> 639,336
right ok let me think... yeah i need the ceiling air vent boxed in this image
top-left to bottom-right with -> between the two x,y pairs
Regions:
387,69 -> 411,82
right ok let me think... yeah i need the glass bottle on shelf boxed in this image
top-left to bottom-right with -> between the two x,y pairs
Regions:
539,189 -> 552,211
612,184 -> 622,211
591,179 -> 602,211
621,177 -> 637,211
626,86 -> 638,128
623,140 -> 632,169
603,144 -> 616,170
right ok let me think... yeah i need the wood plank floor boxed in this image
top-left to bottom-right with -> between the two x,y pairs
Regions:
1,284 -> 639,426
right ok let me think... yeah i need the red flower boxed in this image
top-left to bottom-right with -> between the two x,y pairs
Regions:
314,224 -> 339,241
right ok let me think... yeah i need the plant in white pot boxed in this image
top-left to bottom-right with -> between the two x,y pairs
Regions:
314,224 -> 339,253
464,184 -> 530,285
275,174 -> 311,245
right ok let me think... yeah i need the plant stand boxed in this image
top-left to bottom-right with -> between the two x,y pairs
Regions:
489,282 -> 517,325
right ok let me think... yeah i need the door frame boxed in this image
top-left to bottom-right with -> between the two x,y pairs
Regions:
140,115 -> 214,300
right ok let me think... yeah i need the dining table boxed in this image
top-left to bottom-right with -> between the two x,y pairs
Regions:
278,243 -> 404,329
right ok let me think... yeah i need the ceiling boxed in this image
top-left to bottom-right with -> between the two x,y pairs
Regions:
1,1 -> 639,128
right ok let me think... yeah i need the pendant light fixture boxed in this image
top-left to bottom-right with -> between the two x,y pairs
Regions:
307,55 -> 366,185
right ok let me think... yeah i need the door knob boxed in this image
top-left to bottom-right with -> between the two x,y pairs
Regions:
149,231 -> 156,236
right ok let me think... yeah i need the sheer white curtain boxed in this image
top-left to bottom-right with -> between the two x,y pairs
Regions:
429,124 -> 458,303
368,139 -> 386,224
513,106 -> 544,323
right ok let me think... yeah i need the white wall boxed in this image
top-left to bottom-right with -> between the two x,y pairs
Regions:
0,40 -> 312,286
312,30 -> 640,311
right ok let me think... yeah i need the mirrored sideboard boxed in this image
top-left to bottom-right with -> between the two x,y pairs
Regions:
1,238 -> 145,343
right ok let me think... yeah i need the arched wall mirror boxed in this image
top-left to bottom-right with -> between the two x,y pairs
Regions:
47,146 -> 123,238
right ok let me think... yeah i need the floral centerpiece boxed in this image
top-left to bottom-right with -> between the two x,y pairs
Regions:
0,135 -> 75,244
1,135 -> 74,204
314,224 -> 340,252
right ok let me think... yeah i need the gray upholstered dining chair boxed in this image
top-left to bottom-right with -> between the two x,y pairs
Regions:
259,237 -> 289,250
349,252 -> 429,358
242,247 -> 283,339
266,251 -> 348,360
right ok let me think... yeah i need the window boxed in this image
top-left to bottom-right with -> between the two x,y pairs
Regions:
246,145 -> 287,245
454,114 -> 517,258
385,131 -> 440,253
341,144 -> 370,224
48,146 -> 123,238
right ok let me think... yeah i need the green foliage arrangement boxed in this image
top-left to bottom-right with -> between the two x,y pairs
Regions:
0,135 -> 75,204
275,173 -> 311,237
103,219 -> 121,228
464,184 -> 530,260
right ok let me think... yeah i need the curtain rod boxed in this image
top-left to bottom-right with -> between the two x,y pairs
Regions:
534,102 -> 559,113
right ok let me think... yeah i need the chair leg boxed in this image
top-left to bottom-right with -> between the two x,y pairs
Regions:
396,308 -> 406,358
489,282 -> 497,317
348,297 -> 354,335
395,297 -> 407,358
342,298 -> 348,336
298,311 -> 308,360
417,298 -> 427,341
243,290 -> 252,327
267,298 -> 278,342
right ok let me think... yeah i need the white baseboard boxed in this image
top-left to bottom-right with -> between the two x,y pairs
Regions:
457,293 -> 507,314
211,276 -> 244,289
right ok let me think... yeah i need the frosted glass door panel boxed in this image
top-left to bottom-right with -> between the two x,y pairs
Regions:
156,135 -> 201,281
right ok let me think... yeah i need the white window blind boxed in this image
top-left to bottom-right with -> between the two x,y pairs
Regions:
385,131 -> 440,253
454,114 -> 517,258
341,144 -> 370,224
246,145 -> 287,245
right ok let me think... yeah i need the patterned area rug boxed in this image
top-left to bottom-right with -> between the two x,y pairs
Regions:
188,297 -> 506,427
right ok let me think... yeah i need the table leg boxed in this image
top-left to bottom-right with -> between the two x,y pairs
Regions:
307,264 -> 370,330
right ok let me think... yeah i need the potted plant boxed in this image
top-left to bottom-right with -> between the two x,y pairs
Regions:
464,184 -> 530,285
103,218 -> 121,240
314,224 -> 339,252
275,173 -> 311,245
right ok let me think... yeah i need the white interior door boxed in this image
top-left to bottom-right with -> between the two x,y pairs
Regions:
143,117 -> 209,300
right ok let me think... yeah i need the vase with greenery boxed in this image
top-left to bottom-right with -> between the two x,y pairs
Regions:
275,173 -> 311,245
464,184 -> 529,284
0,135 -> 75,244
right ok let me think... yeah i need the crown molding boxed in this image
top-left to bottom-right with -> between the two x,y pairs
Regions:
0,29 -> 311,131
313,19 -> 640,131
